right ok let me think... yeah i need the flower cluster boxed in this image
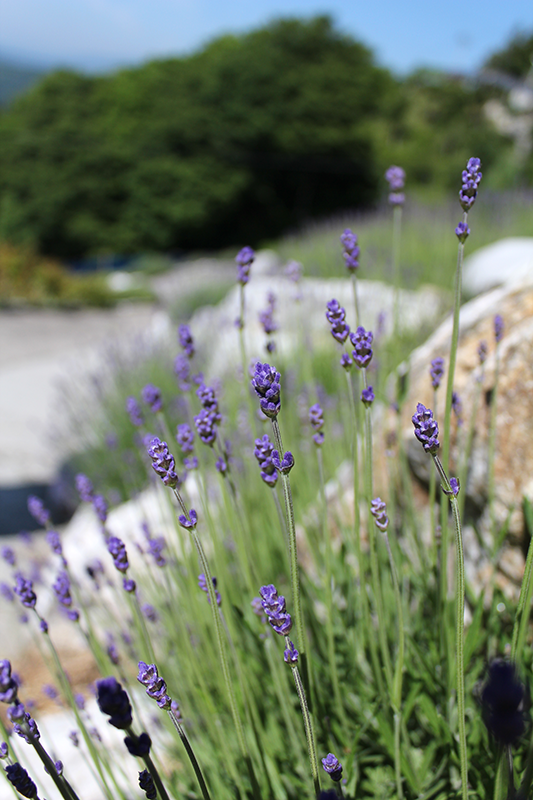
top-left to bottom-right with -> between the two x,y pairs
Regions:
321,752 -> 343,782
126,396 -> 144,427
283,640 -> 299,665
309,403 -> 325,446
325,299 -> 350,344
272,450 -> 295,474
174,353 -> 191,391
52,571 -> 79,621
13,575 -> 36,609
478,340 -> 488,365
259,584 -> 292,635
178,324 -> 194,358
137,662 -> 172,710
198,573 -> 222,606
146,437 -> 178,488
141,384 -> 163,414
142,524 -> 167,568
455,222 -> 470,243
412,403 -> 440,455
194,383 -> 222,446
494,314 -> 504,344
361,386 -> 375,407
139,769 -> 157,799
459,157 -> 482,211
27,496 -> 49,527
340,228 -> 360,272
385,165 -> 405,206
108,537 -> 130,573
96,676 -> 133,729
481,659 -> 525,745
251,362 -> 281,419
370,497 -> 389,531
5,763 -> 37,798
350,326 -> 373,368
429,357 -> 445,389
235,246 -> 255,285
254,434 -> 278,487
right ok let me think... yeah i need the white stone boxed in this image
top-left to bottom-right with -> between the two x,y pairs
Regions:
463,237 -> 533,295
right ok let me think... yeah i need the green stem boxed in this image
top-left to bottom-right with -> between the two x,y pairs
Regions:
30,737 -> 80,800
167,709 -> 212,800
510,500 -> 533,665
141,752 -> 172,800
392,204 -> 402,342
287,638 -> 320,798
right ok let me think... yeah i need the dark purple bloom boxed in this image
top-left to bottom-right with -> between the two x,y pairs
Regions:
12,710 -> 40,742
455,222 -> 470,243
0,660 -> 19,704
7,703 -> 25,722
123,578 -> 136,593
13,574 -> 36,609
350,326 -> 373,368
389,192 -> 405,206
412,403 -> 440,455
5,763 -> 37,798
174,353 -> 191,390
340,352 -> 353,370
40,619 -> 48,633
251,362 -> 281,419
259,584 -> 293,635
254,434 -> 278,488
322,752 -> 343,782
69,731 -> 79,747
124,732 -> 151,757
176,423 -> 194,455
198,573 -> 222,606
178,324 -> 194,358
325,299 -> 350,344
429,357 -> 445,389
370,497 -> 388,531
139,769 -> 157,800
1,547 -> 15,567
137,662 -> 172,710
142,384 -> 163,413
284,640 -> 299,665
459,157 -> 482,211
235,246 -> 255,284
92,494 -> 108,523
494,314 -> 504,344
196,383 -> 219,413
481,659 -> 525,745
96,677 -> 133,729
27,496 -> 49,527
194,408 -> 219,446
178,509 -> 197,529
126,396 -> 144,427
107,537 -> 129,573
147,437 -> 179,488
361,386 -> 375,406
272,450 -> 294,474
478,340 -> 488,365
449,477 -> 460,496
340,228 -> 360,272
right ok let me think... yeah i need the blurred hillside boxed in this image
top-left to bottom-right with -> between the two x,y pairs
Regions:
0,58 -> 45,106
0,16 -> 531,260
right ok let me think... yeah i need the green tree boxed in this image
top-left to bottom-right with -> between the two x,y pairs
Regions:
485,31 -> 533,78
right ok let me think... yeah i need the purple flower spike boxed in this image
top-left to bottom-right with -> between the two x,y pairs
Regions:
370,497 -> 389,531
176,423 -> 195,455
326,299 -> 350,344
174,354 -> 191,390
215,456 -> 228,476
459,157 -> 482,211
455,222 -> 470,243
350,326 -> 373,368
92,494 -> 108,523
385,165 -> 406,205
340,352 -> 353,370
322,752 -> 343,782
1,547 -> 15,567
251,362 -> 281,419
430,357 -> 445,389
284,640 -> 299,664
96,677 -> 133,729
53,571 -> 74,608
340,228 -> 360,272
449,477 -> 460,496
46,530 -> 63,557
123,578 -> 136,593
13,575 -> 36,609
309,403 -> 324,438
141,384 -> 163,413
27,496 -> 49,527
107,537 -> 129,573
235,246 -> 255,284
5,763 -> 38,798
0,742 -> 8,759
75,474 -> 94,503
125,732 -> 152,757
481,659 -> 525,745
412,403 -> 440,455
147,437 -> 179,488
361,386 -> 375,406
126,396 -> 144,427
198,573 -> 222,606
254,434 -> 278,488
272,450 -> 295,474
0,661 -> 19,704
139,769 -> 157,800
259,584 -> 293,635
178,509 -> 198,529
178,324 -> 195,359
478,340 -> 488,365
494,314 -> 504,344
194,408 -> 219,446
137,662 -> 172,710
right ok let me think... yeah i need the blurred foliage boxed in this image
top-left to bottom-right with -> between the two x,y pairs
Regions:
484,30 -> 533,78
0,240 -> 154,306
0,16 -> 513,261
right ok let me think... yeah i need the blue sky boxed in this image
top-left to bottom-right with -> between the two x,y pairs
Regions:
1,0 -> 533,75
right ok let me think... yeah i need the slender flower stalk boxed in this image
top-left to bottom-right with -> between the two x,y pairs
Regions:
385,166 -> 405,346
488,315 -> 503,538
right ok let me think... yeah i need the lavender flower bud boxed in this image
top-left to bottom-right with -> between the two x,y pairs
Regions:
449,477 -> 460,496
27,496 -> 49,527
5,763 -> 38,798
96,677 -> 133,729
361,386 -> 375,406
309,404 -> 324,439
53,571 -> 74,608
1,547 -> 15,567
215,456 -> 228,476
13,712 -> 40,742
272,450 -> 295,474
13,574 -> 36,609
235,246 -> 255,284
178,324 -> 194,358
92,494 -> 108,523
350,326 -> 373,368
0,583 -> 14,602
459,157 -> 482,211
124,732 -> 152,757
75,473 -> 94,503
142,384 -> 163,413
340,353 -> 353,370
107,537 -> 129,573
340,228 -> 360,272
176,423 -> 194,454
326,299 -> 350,344
283,640 -> 299,664
429,357 -> 445,389
0,742 -> 8,759
494,314 -> 504,344
478,340 -> 488,365
146,437 -> 179,488
385,165 -> 406,205
139,769 -> 157,800
251,362 -> 281,419
126,396 -> 144,426
0,660 -> 19,704
123,578 -> 136,593
455,222 -> 470,243
452,391 -> 463,426
412,403 -> 440,455
45,530 -> 62,557
137,662 -> 172,710
370,497 -> 389,531
194,408 -> 219,446
174,353 -> 191,390
178,509 -> 197,529
198,573 -> 222,606
254,434 -> 278,488
285,260 -> 302,283
321,752 -> 343,782
259,584 -> 293,635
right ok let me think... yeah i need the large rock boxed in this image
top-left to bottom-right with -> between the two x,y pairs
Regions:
463,237 -> 533,295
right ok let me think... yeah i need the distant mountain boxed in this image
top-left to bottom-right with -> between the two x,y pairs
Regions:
0,58 -> 47,106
